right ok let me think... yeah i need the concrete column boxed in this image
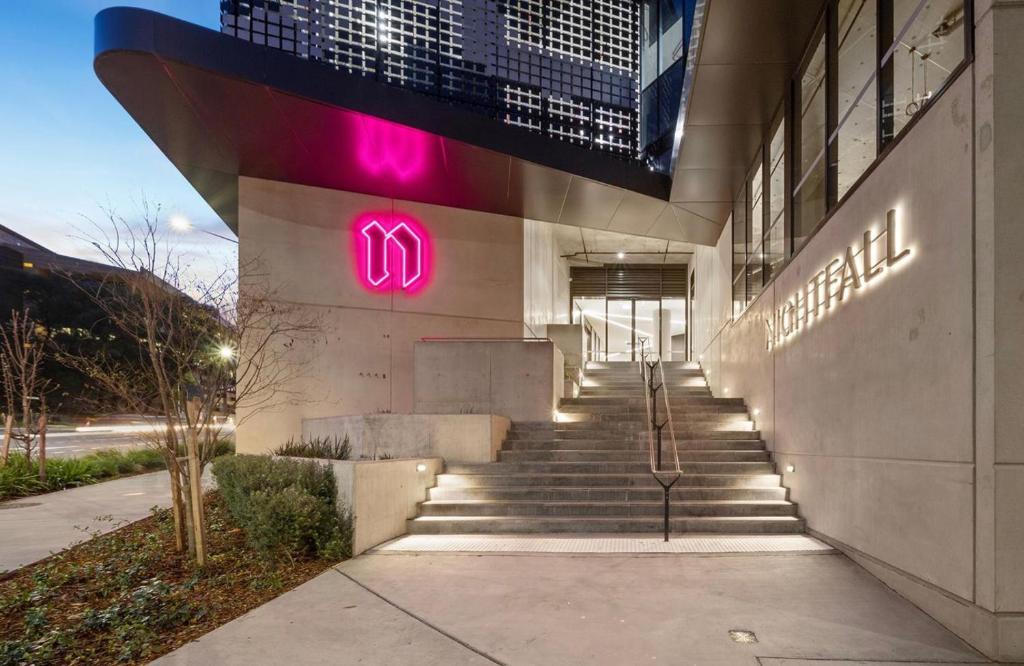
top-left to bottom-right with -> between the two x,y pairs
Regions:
973,0 -> 1024,658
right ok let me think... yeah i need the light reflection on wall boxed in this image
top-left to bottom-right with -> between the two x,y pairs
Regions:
356,116 -> 430,183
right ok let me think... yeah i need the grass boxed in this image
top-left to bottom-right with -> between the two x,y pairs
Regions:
0,491 -> 336,665
0,440 -> 233,502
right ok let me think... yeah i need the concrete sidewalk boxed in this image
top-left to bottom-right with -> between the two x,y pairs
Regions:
0,472 -> 173,573
154,549 -> 992,665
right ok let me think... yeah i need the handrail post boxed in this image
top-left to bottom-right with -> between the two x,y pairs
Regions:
663,483 -> 671,542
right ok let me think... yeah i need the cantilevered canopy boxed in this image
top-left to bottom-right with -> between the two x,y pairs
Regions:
670,0 -> 825,224
94,4 -> 822,246
94,9 -> 699,241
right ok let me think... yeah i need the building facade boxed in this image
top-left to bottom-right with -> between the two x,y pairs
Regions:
95,0 -> 1024,660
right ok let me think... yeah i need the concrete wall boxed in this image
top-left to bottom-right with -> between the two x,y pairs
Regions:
546,324 -> 584,370
326,458 -> 442,556
692,59 -> 1024,659
523,218 -> 571,337
413,340 -> 563,422
235,177 -> 525,453
302,413 -> 510,463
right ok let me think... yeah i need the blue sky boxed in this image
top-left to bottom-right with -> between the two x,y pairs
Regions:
0,1 -> 235,279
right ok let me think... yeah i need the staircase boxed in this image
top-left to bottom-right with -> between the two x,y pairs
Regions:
407,361 -> 803,535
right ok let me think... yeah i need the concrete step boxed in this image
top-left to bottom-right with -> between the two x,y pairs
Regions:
418,499 -> 798,518
435,472 -> 784,489
579,386 -> 709,394
581,379 -> 707,387
557,404 -> 748,415
500,439 -> 767,451
445,461 -> 776,475
586,362 -> 700,370
506,430 -> 761,441
547,413 -> 754,424
560,397 -> 745,407
407,515 -> 805,534
497,449 -> 771,463
428,485 -> 788,502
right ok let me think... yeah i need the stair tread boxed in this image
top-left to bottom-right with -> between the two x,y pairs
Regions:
411,515 -> 803,522
423,499 -> 793,506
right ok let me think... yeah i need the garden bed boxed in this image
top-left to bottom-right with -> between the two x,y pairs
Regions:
0,491 -> 336,665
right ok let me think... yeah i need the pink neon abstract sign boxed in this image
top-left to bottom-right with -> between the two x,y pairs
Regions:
353,215 -> 432,293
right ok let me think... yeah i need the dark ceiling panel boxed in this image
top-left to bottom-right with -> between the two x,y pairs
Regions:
685,64 -> 791,126
670,0 -> 825,234
698,0 -> 824,66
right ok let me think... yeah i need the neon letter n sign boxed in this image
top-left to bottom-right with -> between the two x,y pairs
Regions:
356,218 -> 429,292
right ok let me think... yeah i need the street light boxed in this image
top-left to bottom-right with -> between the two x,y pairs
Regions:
217,344 -> 236,362
169,214 -> 192,233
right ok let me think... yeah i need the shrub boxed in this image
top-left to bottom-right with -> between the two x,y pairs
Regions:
44,457 -> 97,489
212,455 -> 351,563
0,454 -> 45,499
0,445 -> 197,500
273,434 -> 351,460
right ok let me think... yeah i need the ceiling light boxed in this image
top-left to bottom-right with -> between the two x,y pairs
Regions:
617,251 -> 625,259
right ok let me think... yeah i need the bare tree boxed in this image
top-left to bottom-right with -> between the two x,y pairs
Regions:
0,308 -> 54,474
57,202 -> 322,565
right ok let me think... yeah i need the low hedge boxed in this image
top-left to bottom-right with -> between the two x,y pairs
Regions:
0,448 -> 167,501
211,455 -> 352,564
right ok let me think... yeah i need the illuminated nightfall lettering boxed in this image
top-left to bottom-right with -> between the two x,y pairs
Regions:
765,208 -> 911,352
356,218 -> 429,291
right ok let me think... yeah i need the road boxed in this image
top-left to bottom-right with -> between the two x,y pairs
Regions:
38,424 -> 235,458
42,430 -> 155,458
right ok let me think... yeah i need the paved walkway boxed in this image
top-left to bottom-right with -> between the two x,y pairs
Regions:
154,547 -> 992,665
0,472 -> 173,572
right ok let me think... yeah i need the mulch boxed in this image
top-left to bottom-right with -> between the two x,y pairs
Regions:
0,491 -> 335,665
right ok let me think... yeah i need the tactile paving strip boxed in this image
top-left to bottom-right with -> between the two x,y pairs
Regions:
373,534 -> 833,555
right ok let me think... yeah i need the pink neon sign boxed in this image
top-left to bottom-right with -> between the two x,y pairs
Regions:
353,214 -> 431,293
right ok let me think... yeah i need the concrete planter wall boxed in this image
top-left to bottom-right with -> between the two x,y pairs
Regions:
302,413 -> 510,463
413,339 -> 564,421
323,458 -> 442,556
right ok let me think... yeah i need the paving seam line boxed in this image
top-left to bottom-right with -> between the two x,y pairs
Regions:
333,567 -> 507,666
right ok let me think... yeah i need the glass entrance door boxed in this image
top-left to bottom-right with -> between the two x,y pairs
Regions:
606,299 -> 634,361
606,299 -> 663,361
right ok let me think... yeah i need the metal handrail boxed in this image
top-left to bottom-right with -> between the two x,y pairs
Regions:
637,337 -> 682,541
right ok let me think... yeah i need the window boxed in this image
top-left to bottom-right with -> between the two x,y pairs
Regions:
835,0 -> 877,200
888,0 -> 966,139
731,0 -> 969,323
764,119 -> 786,283
731,186 -> 747,319
794,33 -> 827,251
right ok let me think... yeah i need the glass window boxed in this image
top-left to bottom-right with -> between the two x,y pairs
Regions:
749,156 -> 764,252
765,119 -> 786,282
659,0 -> 685,75
889,0 -> 965,136
794,33 -> 827,250
764,221 -> 786,283
641,1 -> 659,89
731,189 -> 747,319
746,245 -> 764,306
836,0 -> 878,200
